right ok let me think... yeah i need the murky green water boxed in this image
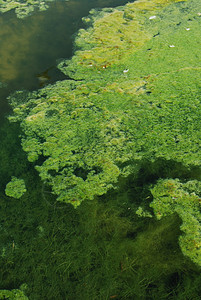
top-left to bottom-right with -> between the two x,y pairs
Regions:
0,0 -> 128,120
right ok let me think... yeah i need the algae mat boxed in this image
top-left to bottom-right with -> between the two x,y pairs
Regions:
8,0 -> 201,265
0,0 -> 69,18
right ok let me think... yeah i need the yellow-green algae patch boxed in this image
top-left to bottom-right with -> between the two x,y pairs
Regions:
8,0 -> 201,265
58,0 -> 187,79
0,0 -> 68,18
150,179 -> 201,266
0,286 -> 28,299
5,176 -> 26,199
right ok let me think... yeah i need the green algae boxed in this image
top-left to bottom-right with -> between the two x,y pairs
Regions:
3,0 -> 201,298
0,286 -> 28,299
58,0 -> 188,79
9,0 -> 201,206
0,0 -> 69,19
7,0 -> 201,274
5,177 -> 26,199
151,179 -> 201,266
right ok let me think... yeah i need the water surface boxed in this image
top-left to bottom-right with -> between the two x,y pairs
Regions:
0,0 -> 129,121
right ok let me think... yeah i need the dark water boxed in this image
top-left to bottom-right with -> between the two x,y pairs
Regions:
0,0 -> 129,121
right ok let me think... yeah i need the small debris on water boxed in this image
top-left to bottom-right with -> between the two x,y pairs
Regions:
149,16 -> 156,20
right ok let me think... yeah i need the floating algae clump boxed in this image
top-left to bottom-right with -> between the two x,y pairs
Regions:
0,286 -> 28,299
8,0 -> 201,210
150,179 -> 201,266
5,176 -> 26,199
0,0 -> 68,18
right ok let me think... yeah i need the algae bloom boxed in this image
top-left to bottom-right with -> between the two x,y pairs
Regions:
7,0 -> 201,268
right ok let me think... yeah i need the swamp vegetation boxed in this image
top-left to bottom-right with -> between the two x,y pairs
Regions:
1,0 -> 201,299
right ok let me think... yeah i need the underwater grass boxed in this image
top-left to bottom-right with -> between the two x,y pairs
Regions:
1,167 -> 200,299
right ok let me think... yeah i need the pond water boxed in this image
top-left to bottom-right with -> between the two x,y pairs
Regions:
0,0 -> 128,121
1,0 -> 201,298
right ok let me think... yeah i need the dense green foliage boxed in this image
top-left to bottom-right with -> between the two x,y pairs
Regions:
1,0 -> 201,298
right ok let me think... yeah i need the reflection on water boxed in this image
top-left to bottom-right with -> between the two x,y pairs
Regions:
36,68 -> 52,87
0,0 -> 129,120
